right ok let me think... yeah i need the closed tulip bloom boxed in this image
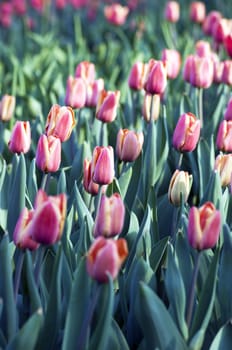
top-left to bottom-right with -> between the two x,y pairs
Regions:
224,34 -> 232,58
216,120 -> 232,152
8,121 -> 31,154
164,1 -> 180,23
161,49 -> 181,79
128,62 -> 148,90
116,129 -> 144,162
173,112 -> 201,152
142,93 -> 160,122
36,134 -> 61,173
189,56 -> 214,89
91,146 -> 115,185
212,18 -> 231,44
86,237 -> 128,282
83,159 -> 99,195
144,59 -> 167,95
213,60 -> 224,84
214,153 -> 232,187
30,189 -> 67,245
86,78 -> 104,108
45,104 -> 76,142
168,170 -> 193,206
190,2 -> 206,24
96,90 -> 120,123
65,76 -> 86,109
0,95 -> 16,122
203,11 -> 222,36
224,98 -> 232,120
104,4 -> 129,26
13,208 -> 39,251
221,60 -> 232,86
195,40 -> 211,57
75,61 -> 96,84
183,55 -> 195,83
93,193 -> 125,238
188,202 -> 221,250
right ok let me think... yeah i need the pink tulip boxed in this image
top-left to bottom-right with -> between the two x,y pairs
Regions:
221,60 -> 232,86
128,62 -> 148,90
173,112 -> 201,152
104,4 -> 129,26
212,18 -> 231,44
93,193 -> 125,238
12,0 -> 27,15
188,202 -> 221,250
36,134 -> 61,173
214,153 -> 232,187
83,159 -> 99,195
65,76 -> 86,109
224,98 -> 232,120
0,2 -> 13,27
213,60 -> 224,84
224,34 -> 232,58
91,146 -> 115,185
8,121 -> 31,154
161,49 -> 181,79
144,59 -> 167,95
116,129 -> 144,162
45,104 -> 76,142
0,95 -> 16,122
189,56 -> 214,89
75,61 -> 96,84
85,78 -> 104,108
190,2 -> 206,24
164,1 -> 180,23
203,11 -> 222,36
96,90 -> 120,123
195,40 -> 211,57
142,93 -> 160,122
216,120 -> 232,152
168,170 -> 193,206
13,208 -> 39,251
86,237 -> 128,282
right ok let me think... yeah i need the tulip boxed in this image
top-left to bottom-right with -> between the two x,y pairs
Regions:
36,134 -> 61,173
96,90 -> 120,123
116,129 -> 144,162
85,78 -> 104,108
12,0 -> 27,15
45,104 -> 76,142
8,121 -> 31,154
189,56 -> 214,89
188,202 -> 221,250
221,60 -> 232,86
224,98 -> 232,120
75,61 -> 96,84
161,49 -> 181,79
168,170 -> 193,206
93,193 -> 125,238
31,190 -> 67,245
216,120 -> 232,152
128,62 -> 148,90
214,153 -> 232,187
203,11 -> 222,36
173,112 -> 201,152
0,2 -> 13,27
183,55 -> 195,83
83,159 -> 99,195
91,146 -> 115,185
195,40 -> 211,57
213,60 -> 224,84
0,95 -> 16,122
86,237 -> 128,282
142,93 -> 160,122
144,59 -> 167,95
64,76 -> 86,109
104,4 -> 129,26
224,34 -> 232,58
190,2 -> 206,24
164,1 -> 180,23
13,208 -> 39,250
212,18 -> 231,44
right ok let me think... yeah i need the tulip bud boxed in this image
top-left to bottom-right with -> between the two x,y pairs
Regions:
190,2 -> 206,24
31,190 -> 67,245
116,129 -> 144,162
104,4 -> 129,26
96,90 -> 120,123
183,55 -> 195,83
0,95 -> 16,122
142,93 -> 160,122
91,146 -> 115,185
216,120 -> 232,152
168,170 -> 193,206
188,202 -> 221,250
224,34 -> 232,58
85,78 -> 104,108
128,62 -> 148,90
224,98 -> 232,120
75,61 -> 96,84
13,208 -> 39,250
213,60 -> 224,84
189,56 -> 214,89
203,11 -> 222,36
83,159 -> 99,195
164,1 -> 180,23
45,104 -> 76,142
144,59 -> 167,95
173,112 -> 201,152
64,76 -> 86,109
36,134 -> 61,173
8,121 -> 31,154
86,237 -> 128,282
93,193 -> 125,238
214,153 -> 232,187
195,40 -> 211,57
221,60 -> 232,86
161,49 -> 181,79
212,18 -> 231,44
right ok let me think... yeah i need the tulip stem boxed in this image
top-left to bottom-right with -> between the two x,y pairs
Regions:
41,172 -> 50,192
94,185 -> 103,219
198,88 -> 203,128
14,250 -> 25,302
177,152 -> 183,169
77,283 -> 101,350
186,251 -> 202,328
149,94 -> 155,123
99,122 -> 105,146
34,246 -> 45,287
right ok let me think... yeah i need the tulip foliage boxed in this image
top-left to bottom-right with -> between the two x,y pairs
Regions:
1,0 -> 232,349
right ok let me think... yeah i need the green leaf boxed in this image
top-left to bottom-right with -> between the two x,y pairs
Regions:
6,309 -> 43,350
73,182 -> 93,232
24,251 -> 41,313
209,321 -> 232,350
149,236 -> 169,272
135,282 -> 188,350
200,170 -> 222,211
118,166 -> 132,199
107,319 -> 130,350
27,158 -> 38,205
57,168 -> 67,194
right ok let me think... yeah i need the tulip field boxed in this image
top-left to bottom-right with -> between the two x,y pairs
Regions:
2,0 -> 232,349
